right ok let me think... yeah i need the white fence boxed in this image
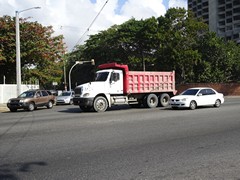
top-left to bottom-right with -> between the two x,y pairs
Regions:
0,84 -> 39,104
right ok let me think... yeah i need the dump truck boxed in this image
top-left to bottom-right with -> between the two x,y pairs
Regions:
73,62 -> 176,112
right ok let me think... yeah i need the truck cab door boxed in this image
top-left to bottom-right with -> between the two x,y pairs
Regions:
109,70 -> 123,94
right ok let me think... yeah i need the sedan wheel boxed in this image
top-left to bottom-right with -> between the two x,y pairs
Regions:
214,99 -> 221,108
69,99 -> 73,105
47,101 -> 53,109
28,102 -> 35,111
189,100 -> 197,110
10,108 -> 17,112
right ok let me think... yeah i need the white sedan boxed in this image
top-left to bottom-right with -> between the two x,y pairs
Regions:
170,87 -> 224,110
56,91 -> 75,105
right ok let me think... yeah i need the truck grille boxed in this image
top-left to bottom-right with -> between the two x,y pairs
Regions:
74,87 -> 82,97
11,100 -> 20,104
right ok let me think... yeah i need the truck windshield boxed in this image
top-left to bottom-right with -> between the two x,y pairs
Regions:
95,72 -> 109,81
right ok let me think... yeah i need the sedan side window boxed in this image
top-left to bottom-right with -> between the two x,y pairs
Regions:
206,89 -> 216,95
41,91 -> 49,96
199,89 -> 207,96
36,91 -> 41,97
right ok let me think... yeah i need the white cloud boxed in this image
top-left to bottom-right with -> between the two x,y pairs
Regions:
0,0 -> 186,51
120,0 -> 166,20
169,0 -> 188,9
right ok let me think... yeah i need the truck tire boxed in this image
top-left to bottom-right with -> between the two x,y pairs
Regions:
144,94 -> 158,108
93,96 -> 108,112
159,93 -> 170,107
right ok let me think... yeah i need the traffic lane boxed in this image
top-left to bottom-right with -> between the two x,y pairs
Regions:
0,98 -> 240,179
0,97 -> 239,156
1,128 -> 240,180
0,97 -> 239,151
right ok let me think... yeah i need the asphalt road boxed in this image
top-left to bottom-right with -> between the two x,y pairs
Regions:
0,97 -> 240,180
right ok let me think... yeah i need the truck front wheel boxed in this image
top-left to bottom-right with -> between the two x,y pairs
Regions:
144,94 -> 158,108
93,96 -> 108,112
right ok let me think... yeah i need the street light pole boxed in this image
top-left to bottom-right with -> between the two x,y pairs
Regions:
15,7 -> 41,96
68,59 -> 95,91
64,59 -> 67,91
68,61 -> 81,91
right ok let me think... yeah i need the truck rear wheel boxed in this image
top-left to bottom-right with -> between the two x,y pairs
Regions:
159,93 -> 170,107
93,96 -> 108,112
144,94 -> 158,108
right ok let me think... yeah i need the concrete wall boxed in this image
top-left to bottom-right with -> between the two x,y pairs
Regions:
176,83 -> 240,96
0,84 -> 39,104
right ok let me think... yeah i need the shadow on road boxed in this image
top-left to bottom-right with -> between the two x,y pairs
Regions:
0,161 -> 47,180
58,105 -> 135,113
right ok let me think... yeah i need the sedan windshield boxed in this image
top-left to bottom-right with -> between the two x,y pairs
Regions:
61,92 -> 71,96
181,89 -> 199,96
18,91 -> 35,98
95,72 -> 109,81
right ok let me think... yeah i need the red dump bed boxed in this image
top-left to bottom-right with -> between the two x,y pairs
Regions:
98,62 -> 176,95
127,71 -> 176,94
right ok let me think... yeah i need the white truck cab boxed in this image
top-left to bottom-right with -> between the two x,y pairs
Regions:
73,69 -> 124,111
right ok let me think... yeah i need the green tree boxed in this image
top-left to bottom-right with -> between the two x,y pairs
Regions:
195,32 -> 240,82
0,15 -> 66,88
82,17 -> 159,70
156,8 -> 208,83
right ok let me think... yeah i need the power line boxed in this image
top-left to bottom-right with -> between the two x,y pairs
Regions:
72,0 -> 109,50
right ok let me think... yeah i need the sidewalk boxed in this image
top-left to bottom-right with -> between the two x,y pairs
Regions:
0,103 -> 8,112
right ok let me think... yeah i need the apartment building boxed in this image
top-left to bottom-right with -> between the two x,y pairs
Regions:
188,0 -> 240,43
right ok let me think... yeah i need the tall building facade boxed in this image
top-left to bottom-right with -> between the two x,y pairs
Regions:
188,0 -> 240,43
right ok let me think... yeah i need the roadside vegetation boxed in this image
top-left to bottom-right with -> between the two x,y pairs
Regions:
1,8 -> 240,89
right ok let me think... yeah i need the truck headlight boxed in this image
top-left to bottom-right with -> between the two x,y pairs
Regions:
20,99 -> 24,103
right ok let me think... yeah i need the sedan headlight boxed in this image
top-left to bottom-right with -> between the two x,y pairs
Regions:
181,98 -> 187,101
